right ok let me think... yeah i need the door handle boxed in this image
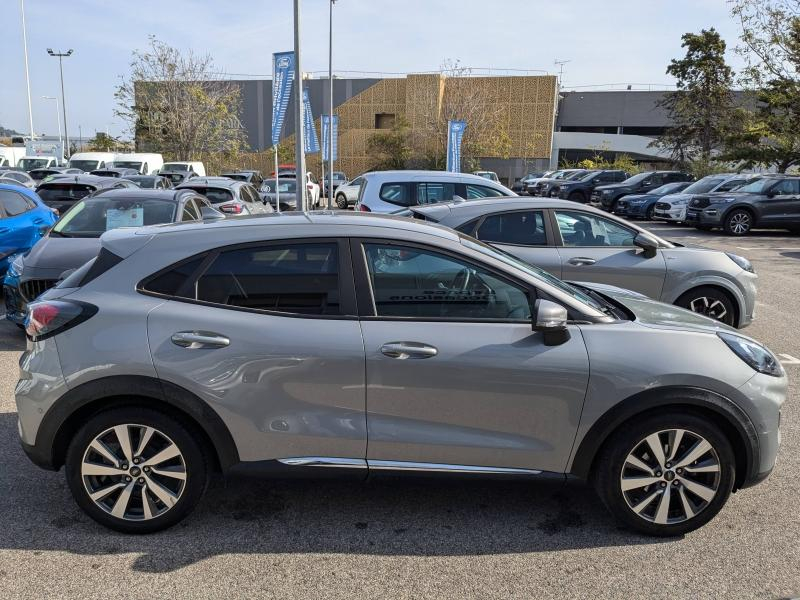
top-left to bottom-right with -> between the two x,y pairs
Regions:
567,257 -> 596,266
171,331 -> 230,349
380,342 -> 438,360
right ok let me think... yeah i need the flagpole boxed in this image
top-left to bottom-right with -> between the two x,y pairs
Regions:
293,0 -> 307,212
274,145 -> 280,213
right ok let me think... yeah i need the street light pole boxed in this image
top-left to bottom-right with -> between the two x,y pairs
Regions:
327,0 -> 336,209
42,96 -> 62,151
47,48 -> 73,160
293,0 -> 308,211
20,0 -> 34,141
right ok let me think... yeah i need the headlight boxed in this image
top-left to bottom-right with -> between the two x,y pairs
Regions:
672,198 -> 688,206
713,197 -> 736,204
7,254 -> 24,278
718,332 -> 782,377
602,190 -> 611,196
628,198 -> 645,204
726,252 -> 755,273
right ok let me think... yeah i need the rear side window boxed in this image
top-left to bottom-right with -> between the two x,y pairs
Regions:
379,183 -> 411,206
0,190 -> 34,217
476,211 -> 547,246
143,257 -> 206,296
466,184 -> 504,199
57,248 -> 124,289
416,183 -> 456,205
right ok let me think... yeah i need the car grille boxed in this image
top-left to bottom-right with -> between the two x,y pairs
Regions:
690,196 -> 710,209
655,202 -> 671,210
20,279 -> 58,303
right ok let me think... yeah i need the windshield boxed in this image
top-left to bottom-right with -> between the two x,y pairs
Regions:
650,182 -> 685,195
682,177 -> 727,194
18,158 -> 50,170
565,170 -> 587,180
52,197 -> 177,237
163,172 -> 186,185
459,236 -> 607,314
68,160 -> 101,171
620,172 -> 652,185
262,180 -> 296,193
182,187 -> 233,204
734,178 -> 775,194
162,163 -> 189,172
332,172 -> 346,180
128,176 -> 155,188
223,173 -> 248,181
37,184 -> 95,204
576,171 -> 600,181
114,161 -> 142,170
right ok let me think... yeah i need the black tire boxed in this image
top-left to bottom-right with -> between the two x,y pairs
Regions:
593,411 -> 735,537
675,286 -> 736,326
335,193 -> 348,209
568,191 -> 585,203
723,208 -> 754,236
645,205 -> 655,220
65,407 -> 209,534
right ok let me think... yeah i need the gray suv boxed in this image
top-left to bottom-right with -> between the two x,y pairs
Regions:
17,213 -> 785,535
411,198 -> 757,328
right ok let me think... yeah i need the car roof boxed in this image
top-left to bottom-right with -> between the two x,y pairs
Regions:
176,177 -> 242,188
89,188 -> 194,202
36,174 -> 121,187
363,170 -> 502,182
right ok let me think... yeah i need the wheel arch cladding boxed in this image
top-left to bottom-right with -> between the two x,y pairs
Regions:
570,386 -> 758,491
41,375 -> 239,472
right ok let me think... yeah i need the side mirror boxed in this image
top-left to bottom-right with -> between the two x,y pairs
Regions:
642,179 -> 652,186
532,299 -> 571,346
634,231 -> 659,259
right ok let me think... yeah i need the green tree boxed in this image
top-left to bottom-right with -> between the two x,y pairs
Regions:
367,118 -> 412,170
653,29 -> 736,167
85,132 -> 121,152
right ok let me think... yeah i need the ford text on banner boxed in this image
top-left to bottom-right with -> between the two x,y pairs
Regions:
271,52 -> 295,147
446,120 -> 467,173
303,89 -> 320,154
322,115 -> 339,162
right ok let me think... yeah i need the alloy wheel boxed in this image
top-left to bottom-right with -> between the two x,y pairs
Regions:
729,212 -> 751,235
620,428 -> 721,525
688,296 -> 729,322
81,424 -> 187,521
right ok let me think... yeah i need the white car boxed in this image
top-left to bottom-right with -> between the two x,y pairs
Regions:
334,175 -> 365,209
473,170 -> 499,182
653,174 -> 753,222
305,172 -> 321,208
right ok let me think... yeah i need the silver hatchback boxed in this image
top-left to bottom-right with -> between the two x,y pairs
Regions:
17,212 -> 784,536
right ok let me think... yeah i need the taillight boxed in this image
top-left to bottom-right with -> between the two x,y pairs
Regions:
358,204 -> 371,212
25,300 -> 97,341
218,203 -> 243,214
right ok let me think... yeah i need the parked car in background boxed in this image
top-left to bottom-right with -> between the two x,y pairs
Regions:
0,169 -> 36,188
16,211 -> 784,535
35,174 -> 134,215
0,184 -> 57,276
176,176 -> 273,215
511,171 -> 547,194
322,171 -> 348,197
221,169 -> 264,188
112,153 -> 164,175
161,161 -> 207,177
553,170 -> 629,202
685,175 -> 800,236
356,170 -> 515,213
260,178 -> 298,211
68,152 -> 117,172
334,175 -> 365,209
28,167 -> 83,184
89,168 -> 140,179
410,197 -> 757,328
305,172 -> 321,207
613,181 -> 693,220
527,169 -> 587,196
473,170 -> 499,182
0,146 -> 27,168
653,174 -> 755,223
3,188 -> 217,325
17,156 -> 60,171
126,175 -> 173,189
160,171 -> 197,186
593,171 -> 693,212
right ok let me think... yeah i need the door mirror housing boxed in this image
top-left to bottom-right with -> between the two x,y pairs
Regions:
532,299 -> 570,346
641,179 -> 652,186
634,231 -> 659,259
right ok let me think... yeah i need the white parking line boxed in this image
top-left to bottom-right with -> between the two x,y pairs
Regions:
736,247 -> 800,251
778,354 -> 800,365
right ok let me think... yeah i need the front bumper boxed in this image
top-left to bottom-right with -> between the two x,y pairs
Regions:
685,207 -> 725,226
614,201 -> 647,217
653,205 -> 687,221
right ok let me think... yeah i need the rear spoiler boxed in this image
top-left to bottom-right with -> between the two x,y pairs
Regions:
407,202 -> 459,223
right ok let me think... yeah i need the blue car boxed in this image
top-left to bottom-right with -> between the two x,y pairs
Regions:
613,181 -> 692,220
0,183 -> 57,276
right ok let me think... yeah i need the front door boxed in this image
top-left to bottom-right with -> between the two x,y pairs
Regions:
553,209 -> 667,299
756,179 -> 800,226
355,241 -> 590,473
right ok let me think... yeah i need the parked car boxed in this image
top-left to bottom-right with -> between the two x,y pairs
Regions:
685,175 -> 800,236
28,167 -> 83,184
0,146 -> 27,168
18,156 -> 60,171
0,169 -> 36,188
552,170 -> 629,203
176,176 -> 273,216
511,172 -> 547,194
16,211 -> 784,535
259,178 -> 298,211
322,171 -> 348,197
0,184 -> 57,276
36,175 -> 135,215
113,153 -> 164,175
161,161 -> 207,177
613,182 -> 693,220
126,175 -> 173,190
305,172 -> 321,208
356,170 -> 515,213
594,171 -> 694,211
333,175 -> 365,209
410,197 -> 757,327
652,174 -> 754,223
527,169 -> 587,196
3,188 -> 217,325
221,170 -> 264,188
160,171 -> 197,186
90,168 -> 140,179
473,170 -> 499,182
68,152 -> 117,172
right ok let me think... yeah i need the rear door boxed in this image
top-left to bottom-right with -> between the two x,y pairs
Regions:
145,238 -> 367,464
553,209 -> 667,298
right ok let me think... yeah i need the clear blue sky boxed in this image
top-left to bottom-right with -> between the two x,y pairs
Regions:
1,0 -> 744,140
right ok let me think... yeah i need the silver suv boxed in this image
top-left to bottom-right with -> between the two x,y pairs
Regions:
355,170 -> 515,213
17,213 -> 785,535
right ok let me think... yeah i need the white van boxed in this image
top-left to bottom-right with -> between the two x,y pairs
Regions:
17,155 -> 59,171
0,147 -> 26,168
113,152 -> 164,175
68,152 -> 117,172
161,161 -> 206,177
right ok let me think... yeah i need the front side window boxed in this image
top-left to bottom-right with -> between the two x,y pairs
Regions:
416,182 -> 456,205
0,190 -> 33,217
466,184 -> 505,199
555,210 -> 635,247
364,243 -> 531,320
476,210 -> 547,246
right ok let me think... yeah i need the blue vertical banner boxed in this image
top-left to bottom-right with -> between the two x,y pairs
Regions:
322,115 -> 339,161
446,120 -> 467,172
271,52 -> 295,147
302,89 -> 320,153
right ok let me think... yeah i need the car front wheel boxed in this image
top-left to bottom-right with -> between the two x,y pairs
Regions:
724,209 -> 753,236
675,286 -> 736,326
65,407 -> 209,534
593,412 -> 735,536
336,193 -> 348,209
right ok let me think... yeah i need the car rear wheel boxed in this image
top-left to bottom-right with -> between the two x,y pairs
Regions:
675,286 -> 736,326
65,407 -> 209,534
335,193 -> 348,209
593,412 -> 734,536
724,209 -> 753,236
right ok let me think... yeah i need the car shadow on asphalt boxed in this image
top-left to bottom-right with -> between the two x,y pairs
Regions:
0,412 -> 670,573
0,320 -> 25,351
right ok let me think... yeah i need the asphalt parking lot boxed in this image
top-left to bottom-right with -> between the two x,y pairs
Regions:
0,222 -> 798,599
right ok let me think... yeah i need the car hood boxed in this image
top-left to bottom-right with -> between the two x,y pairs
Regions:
657,192 -> 694,206
620,193 -> 657,202
20,235 -> 100,278
576,281 -> 737,334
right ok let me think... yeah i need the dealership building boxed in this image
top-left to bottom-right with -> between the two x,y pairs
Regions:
230,74 -> 673,183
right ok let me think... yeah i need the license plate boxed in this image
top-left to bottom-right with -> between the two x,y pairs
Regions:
685,213 -> 698,221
